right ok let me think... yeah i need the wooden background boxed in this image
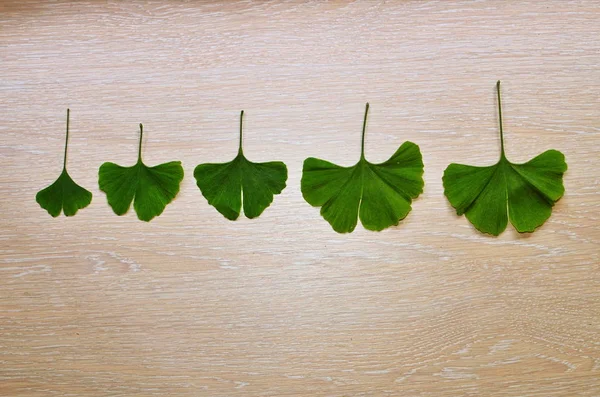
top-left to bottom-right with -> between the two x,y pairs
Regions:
1,1 -> 599,395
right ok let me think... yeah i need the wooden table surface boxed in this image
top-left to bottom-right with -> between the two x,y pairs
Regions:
1,1 -> 599,396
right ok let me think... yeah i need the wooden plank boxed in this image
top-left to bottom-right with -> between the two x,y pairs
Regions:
0,1 -> 598,395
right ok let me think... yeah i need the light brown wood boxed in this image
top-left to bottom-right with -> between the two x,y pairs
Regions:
1,1 -> 599,395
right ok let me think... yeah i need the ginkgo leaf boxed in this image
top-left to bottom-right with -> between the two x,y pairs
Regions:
194,111 -> 287,220
98,124 -> 184,222
301,103 -> 424,233
443,81 -> 567,236
36,109 -> 92,217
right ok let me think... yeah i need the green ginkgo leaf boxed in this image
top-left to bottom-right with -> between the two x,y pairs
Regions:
98,124 -> 184,222
194,111 -> 287,220
301,103 -> 424,233
36,109 -> 92,217
443,81 -> 567,236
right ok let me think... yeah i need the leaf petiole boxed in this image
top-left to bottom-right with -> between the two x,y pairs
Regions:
496,80 -> 506,160
138,123 -> 144,162
238,110 -> 244,156
361,103 -> 369,160
63,108 -> 70,170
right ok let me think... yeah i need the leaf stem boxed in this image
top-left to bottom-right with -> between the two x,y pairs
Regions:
496,81 -> 506,159
361,103 -> 369,160
238,110 -> 244,156
63,108 -> 70,170
138,123 -> 143,162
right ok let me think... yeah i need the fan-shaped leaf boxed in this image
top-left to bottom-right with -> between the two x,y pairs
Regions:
194,111 -> 287,220
443,81 -> 567,235
301,103 -> 424,233
36,109 -> 92,217
98,124 -> 184,222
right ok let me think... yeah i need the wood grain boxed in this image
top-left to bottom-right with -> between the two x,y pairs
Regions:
1,1 -> 599,395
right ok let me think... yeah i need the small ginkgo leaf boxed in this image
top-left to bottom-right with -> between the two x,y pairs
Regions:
301,103 -> 424,233
98,124 -> 184,222
443,81 -> 567,236
36,109 -> 92,217
194,111 -> 287,220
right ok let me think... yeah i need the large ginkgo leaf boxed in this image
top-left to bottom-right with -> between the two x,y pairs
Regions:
443,81 -> 567,235
301,103 -> 424,233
